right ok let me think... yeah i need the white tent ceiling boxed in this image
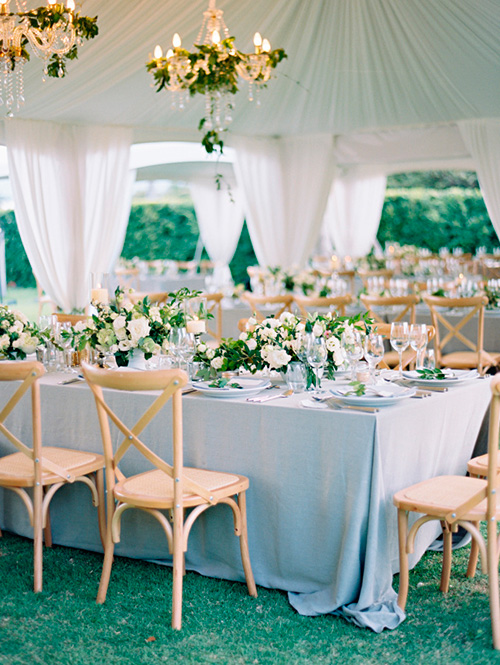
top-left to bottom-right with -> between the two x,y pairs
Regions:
1,0 -> 498,165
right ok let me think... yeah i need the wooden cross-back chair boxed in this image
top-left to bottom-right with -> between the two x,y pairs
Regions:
357,268 -> 394,289
115,267 -> 141,292
361,295 -> 419,368
204,292 -> 223,343
0,361 -> 105,592
241,293 -> 294,322
293,294 -> 352,318
81,363 -> 257,630
360,293 -> 418,325
371,322 -> 435,371
393,374 -> 500,650
54,313 -> 87,325
422,294 -> 500,374
128,291 -> 170,306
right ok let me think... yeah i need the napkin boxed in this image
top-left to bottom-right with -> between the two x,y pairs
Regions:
301,399 -> 328,409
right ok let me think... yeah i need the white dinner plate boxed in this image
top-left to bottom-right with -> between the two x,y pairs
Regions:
192,377 -> 271,398
329,382 -> 416,407
401,369 -> 479,387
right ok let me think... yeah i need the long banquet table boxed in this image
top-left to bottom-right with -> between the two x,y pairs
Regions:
0,373 -> 491,632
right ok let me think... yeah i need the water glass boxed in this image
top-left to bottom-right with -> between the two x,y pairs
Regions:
390,322 -> 410,378
306,334 -> 327,393
341,329 -> 364,381
410,323 -> 428,369
285,362 -> 307,393
423,349 -> 436,369
364,333 -> 384,382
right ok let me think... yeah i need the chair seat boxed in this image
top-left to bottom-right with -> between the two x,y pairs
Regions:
114,467 -> 249,509
441,350 -> 500,369
467,454 -> 497,477
394,474 -> 497,520
382,350 -> 414,368
0,446 -> 105,487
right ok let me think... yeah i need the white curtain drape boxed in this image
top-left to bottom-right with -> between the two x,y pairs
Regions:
323,165 -> 387,258
458,118 -> 500,242
189,178 -> 244,287
6,119 -> 134,311
233,135 -> 335,269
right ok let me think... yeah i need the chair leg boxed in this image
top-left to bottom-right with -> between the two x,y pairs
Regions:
440,527 -> 452,593
171,506 -> 184,630
487,520 -> 500,649
95,470 -> 106,551
237,492 -> 257,597
96,491 -> 116,604
467,521 -> 480,578
397,508 -> 409,610
33,482 -> 43,593
43,495 -> 53,548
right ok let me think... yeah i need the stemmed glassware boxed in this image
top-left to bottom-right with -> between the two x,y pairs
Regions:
306,333 -> 327,394
409,323 -> 428,370
364,332 -> 384,383
169,327 -> 190,368
54,322 -> 74,373
390,322 -> 410,378
341,328 -> 364,381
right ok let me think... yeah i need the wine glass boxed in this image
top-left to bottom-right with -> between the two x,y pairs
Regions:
341,328 -> 364,381
390,322 -> 410,378
306,334 -> 327,394
410,323 -> 428,370
54,322 -> 74,373
169,327 -> 188,368
364,333 -> 384,383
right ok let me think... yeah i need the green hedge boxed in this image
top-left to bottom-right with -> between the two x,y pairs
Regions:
377,188 -> 499,253
2,189 -> 498,288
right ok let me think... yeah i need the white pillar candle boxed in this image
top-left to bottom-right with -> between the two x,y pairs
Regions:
186,319 -> 206,334
91,288 -> 109,304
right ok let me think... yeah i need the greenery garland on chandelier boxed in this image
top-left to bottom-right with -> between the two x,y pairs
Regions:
146,0 -> 286,153
0,1 -> 98,112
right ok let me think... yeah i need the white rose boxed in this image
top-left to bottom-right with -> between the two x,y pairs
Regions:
0,333 -> 9,350
246,338 -> 257,351
127,317 -> 150,345
266,347 -> 291,370
239,332 -> 247,341
312,322 -> 324,337
9,321 -> 23,334
74,320 -> 87,333
210,356 -> 224,370
206,347 -> 215,360
113,315 -> 127,331
115,327 -> 127,341
197,343 -> 207,353
13,310 -> 28,325
149,306 -> 161,323
118,339 -> 132,352
247,317 -> 257,328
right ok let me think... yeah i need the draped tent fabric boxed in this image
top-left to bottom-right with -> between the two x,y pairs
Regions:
233,135 -> 336,268
6,119 -> 133,311
323,166 -> 388,258
458,119 -> 500,243
189,179 -> 244,286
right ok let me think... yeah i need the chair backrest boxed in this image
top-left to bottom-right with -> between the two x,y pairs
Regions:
357,268 -> 394,288
371,322 -> 435,370
115,268 -> 141,292
422,293 -> 489,371
128,291 -> 170,306
204,292 -> 223,342
293,294 -> 352,318
81,363 -> 216,508
360,293 -> 418,325
54,313 -> 87,325
241,293 -> 294,321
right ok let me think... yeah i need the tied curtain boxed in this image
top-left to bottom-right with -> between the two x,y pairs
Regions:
458,119 -> 500,243
6,119 -> 134,312
189,178 -> 244,288
323,165 -> 387,259
233,135 -> 336,269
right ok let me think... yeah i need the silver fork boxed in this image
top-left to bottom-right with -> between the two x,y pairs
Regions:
247,389 -> 293,403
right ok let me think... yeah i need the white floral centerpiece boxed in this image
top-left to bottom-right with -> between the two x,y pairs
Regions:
0,305 -> 40,359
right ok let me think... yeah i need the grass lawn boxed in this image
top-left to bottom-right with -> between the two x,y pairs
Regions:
0,530 -> 499,665
3,286 -> 41,323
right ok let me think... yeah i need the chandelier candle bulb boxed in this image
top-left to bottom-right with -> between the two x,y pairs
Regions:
172,33 -> 181,49
253,32 -> 262,53
153,45 -> 163,60
262,38 -> 271,53
211,29 -> 220,45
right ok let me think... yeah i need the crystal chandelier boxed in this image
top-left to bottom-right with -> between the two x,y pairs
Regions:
146,0 -> 286,153
0,1 -> 98,115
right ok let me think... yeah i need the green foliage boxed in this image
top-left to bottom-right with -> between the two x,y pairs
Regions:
0,210 -> 35,288
377,188 -> 499,253
387,170 -> 479,189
